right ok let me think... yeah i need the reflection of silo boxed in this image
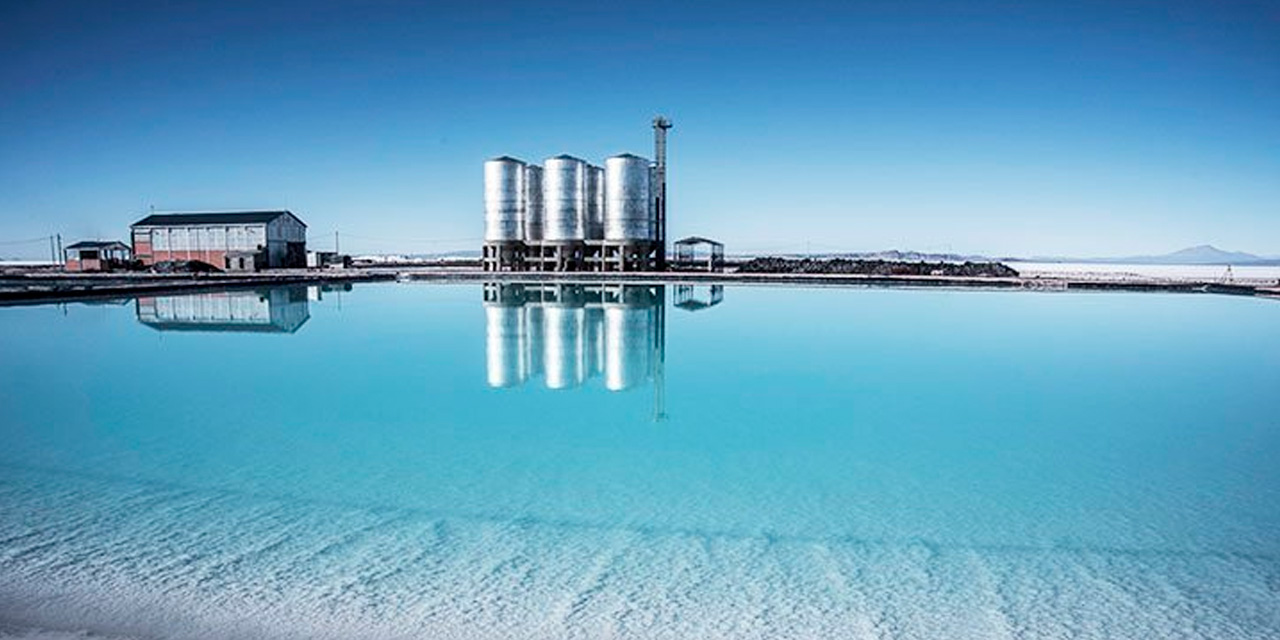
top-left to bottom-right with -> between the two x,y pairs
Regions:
525,304 -> 544,379
585,165 -> 605,240
543,301 -> 586,389
585,306 -> 605,377
484,157 -> 527,242
524,164 -> 544,242
485,303 -> 527,388
604,302 -> 654,391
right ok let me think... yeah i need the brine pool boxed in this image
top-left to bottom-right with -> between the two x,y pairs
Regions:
1,282 -> 1277,639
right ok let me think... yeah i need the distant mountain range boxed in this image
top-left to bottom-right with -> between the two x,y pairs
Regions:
740,249 -> 999,263
734,245 -> 1278,266
1019,245 -> 1280,266
345,245 -> 1277,266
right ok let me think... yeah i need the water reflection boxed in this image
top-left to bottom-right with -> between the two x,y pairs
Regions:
674,284 -> 724,311
135,287 -> 312,333
484,283 -> 667,397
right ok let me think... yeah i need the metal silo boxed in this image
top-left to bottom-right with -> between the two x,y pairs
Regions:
484,156 -> 527,242
485,302 -> 528,388
524,164 -> 544,242
604,154 -> 653,241
585,165 -> 605,240
543,155 -> 587,242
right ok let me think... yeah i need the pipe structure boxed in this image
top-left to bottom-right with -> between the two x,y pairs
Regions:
652,116 -> 672,270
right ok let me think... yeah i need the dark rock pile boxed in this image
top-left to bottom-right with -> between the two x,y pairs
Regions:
736,257 -> 1019,278
149,260 -> 222,274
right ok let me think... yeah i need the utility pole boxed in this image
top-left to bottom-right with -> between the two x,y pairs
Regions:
335,231 -> 340,254
56,234 -> 62,262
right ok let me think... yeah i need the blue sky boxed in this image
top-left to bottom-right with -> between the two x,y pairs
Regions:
0,0 -> 1276,258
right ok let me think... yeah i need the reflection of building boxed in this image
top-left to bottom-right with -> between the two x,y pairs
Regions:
674,284 -> 724,311
484,283 -> 668,417
136,287 -> 310,333
130,211 -> 307,271
64,240 -> 131,272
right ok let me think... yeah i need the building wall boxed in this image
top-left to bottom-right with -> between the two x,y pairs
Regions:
65,258 -> 101,272
132,216 -> 306,269
266,215 -> 306,243
133,223 -> 268,268
266,215 -> 307,267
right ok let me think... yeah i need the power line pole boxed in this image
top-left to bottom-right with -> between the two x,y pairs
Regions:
335,230 -> 340,254
56,234 -> 62,262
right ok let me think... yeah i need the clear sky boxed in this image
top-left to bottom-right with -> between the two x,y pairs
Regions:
1,0 -> 1276,259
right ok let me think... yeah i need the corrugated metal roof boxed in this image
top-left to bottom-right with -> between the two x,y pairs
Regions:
65,240 -> 129,250
137,320 -> 306,334
131,211 -> 303,227
675,236 -> 723,247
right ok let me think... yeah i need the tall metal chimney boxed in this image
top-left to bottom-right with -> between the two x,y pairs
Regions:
652,115 -> 672,270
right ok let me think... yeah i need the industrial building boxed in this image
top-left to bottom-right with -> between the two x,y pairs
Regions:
64,240 -> 131,272
135,287 -> 311,333
483,117 -> 673,272
130,211 -> 307,271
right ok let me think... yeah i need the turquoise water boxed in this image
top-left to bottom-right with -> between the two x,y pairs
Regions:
1,283 -> 1278,639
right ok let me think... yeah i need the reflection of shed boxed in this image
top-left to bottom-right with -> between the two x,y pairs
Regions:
672,236 -> 724,272
135,287 -> 310,333
65,241 -> 131,272
674,284 -> 724,311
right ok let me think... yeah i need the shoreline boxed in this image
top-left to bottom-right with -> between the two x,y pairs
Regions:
0,268 -> 1276,305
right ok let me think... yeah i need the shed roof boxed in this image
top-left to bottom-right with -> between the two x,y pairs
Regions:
138,320 -> 307,334
132,211 -> 303,227
66,240 -> 129,250
674,236 -> 723,247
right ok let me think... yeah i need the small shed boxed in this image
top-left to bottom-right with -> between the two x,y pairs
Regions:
65,240 -> 132,272
672,236 -> 725,272
307,251 -> 351,269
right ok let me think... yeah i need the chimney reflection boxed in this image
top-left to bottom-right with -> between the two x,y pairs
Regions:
135,286 -> 312,333
483,283 -> 666,395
